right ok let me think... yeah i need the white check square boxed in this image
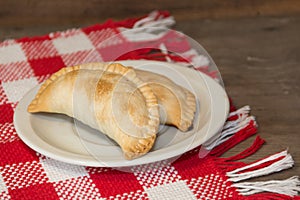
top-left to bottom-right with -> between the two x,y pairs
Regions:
40,158 -> 88,183
2,77 -> 38,103
0,44 -> 26,64
52,32 -> 94,54
146,181 -> 196,200
53,176 -> 102,199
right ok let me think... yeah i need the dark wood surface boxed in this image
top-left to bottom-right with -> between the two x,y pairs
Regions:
1,8 -> 299,182
1,0 -> 300,27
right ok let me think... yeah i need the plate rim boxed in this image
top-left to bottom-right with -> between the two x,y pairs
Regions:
13,60 -> 229,167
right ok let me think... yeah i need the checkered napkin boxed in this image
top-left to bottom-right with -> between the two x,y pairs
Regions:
0,11 -> 299,200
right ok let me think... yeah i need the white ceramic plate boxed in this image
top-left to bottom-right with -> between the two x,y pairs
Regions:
14,60 -> 229,167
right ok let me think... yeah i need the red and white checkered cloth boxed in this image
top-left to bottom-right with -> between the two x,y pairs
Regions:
0,11 -> 299,200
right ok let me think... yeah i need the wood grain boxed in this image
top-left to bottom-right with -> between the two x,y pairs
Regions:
0,6 -> 299,184
0,0 -> 300,27
177,16 -> 300,181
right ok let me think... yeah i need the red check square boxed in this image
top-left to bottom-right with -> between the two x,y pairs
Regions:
8,182 -> 58,200
0,104 -> 14,124
89,168 -> 143,198
29,56 -> 65,76
0,140 -> 38,166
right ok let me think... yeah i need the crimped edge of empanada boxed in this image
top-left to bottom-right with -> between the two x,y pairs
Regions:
178,89 -> 196,132
28,63 -> 160,159
134,68 -> 197,132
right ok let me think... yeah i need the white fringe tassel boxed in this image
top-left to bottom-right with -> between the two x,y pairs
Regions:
119,11 -> 175,42
233,176 -> 300,196
133,10 -> 175,29
226,150 -> 299,197
227,150 -> 294,182
205,106 -> 255,150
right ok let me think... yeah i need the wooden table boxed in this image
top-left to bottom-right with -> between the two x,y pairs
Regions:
1,12 -> 299,182
180,16 -> 300,182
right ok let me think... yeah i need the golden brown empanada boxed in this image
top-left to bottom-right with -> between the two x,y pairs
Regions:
28,63 -> 160,159
135,69 -> 196,131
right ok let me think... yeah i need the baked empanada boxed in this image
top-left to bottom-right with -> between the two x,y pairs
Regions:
135,69 -> 196,131
28,63 -> 160,159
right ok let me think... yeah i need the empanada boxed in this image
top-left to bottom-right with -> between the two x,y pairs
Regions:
28,63 -> 160,159
135,69 -> 196,131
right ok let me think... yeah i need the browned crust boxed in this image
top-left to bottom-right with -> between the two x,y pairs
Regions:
27,62 -> 160,159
